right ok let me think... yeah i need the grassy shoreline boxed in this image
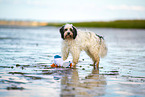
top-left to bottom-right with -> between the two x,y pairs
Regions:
47,20 -> 145,29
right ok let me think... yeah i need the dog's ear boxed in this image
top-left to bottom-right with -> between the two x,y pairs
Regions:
59,25 -> 65,39
72,26 -> 77,39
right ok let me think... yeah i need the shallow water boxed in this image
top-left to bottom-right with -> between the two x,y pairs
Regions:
0,26 -> 145,97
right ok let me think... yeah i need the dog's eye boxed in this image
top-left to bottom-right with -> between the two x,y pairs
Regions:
70,28 -> 72,31
64,29 -> 67,31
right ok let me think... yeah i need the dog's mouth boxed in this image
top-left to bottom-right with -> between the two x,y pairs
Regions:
64,32 -> 73,39
65,35 -> 72,39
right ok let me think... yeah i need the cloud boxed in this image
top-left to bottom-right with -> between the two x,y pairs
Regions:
26,0 -> 50,6
107,5 -> 145,11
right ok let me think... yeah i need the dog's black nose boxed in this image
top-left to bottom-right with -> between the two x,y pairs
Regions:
67,32 -> 70,35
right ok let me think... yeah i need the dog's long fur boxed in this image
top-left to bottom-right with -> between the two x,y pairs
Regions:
59,24 -> 107,68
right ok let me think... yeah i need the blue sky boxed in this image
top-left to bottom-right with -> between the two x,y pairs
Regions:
0,0 -> 145,22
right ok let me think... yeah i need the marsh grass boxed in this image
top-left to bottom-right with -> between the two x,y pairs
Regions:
47,20 -> 145,29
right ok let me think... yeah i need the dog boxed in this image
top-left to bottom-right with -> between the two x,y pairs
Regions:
59,24 -> 107,68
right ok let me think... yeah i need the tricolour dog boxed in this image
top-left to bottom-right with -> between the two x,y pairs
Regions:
59,24 -> 107,68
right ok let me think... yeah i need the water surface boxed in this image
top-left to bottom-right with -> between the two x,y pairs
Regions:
0,26 -> 145,97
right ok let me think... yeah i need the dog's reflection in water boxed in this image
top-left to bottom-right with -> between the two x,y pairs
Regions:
60,68 -> 106,97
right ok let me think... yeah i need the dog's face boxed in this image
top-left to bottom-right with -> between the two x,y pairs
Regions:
59,24 -> 77,40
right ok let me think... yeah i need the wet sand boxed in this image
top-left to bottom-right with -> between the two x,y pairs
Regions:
0,26 -> 145,97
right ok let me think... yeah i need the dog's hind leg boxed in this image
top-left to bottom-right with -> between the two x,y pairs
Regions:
86,50 -> 96,67
86,48 -> 100,69
93,56 -> 100,69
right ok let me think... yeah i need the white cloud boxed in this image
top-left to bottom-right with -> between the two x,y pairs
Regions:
1,0 -> 145,21
107,5 -> 145,11
27,0 -> 50,6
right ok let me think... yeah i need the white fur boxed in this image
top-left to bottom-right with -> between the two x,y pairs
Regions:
61,24 -> 107,68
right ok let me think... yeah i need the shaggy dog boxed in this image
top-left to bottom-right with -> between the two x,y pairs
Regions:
59,24 -> 107,68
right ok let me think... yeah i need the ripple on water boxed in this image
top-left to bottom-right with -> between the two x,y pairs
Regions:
0,27 -> 145,96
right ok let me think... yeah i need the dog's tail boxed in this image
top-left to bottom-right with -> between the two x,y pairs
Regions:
96,34 -> 108,58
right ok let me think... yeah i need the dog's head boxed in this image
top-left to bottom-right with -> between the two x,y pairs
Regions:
59,24 -> 77,40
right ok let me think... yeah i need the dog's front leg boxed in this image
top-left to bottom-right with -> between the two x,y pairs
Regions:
70,48 -> 80,68
62,46 -> 69,61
